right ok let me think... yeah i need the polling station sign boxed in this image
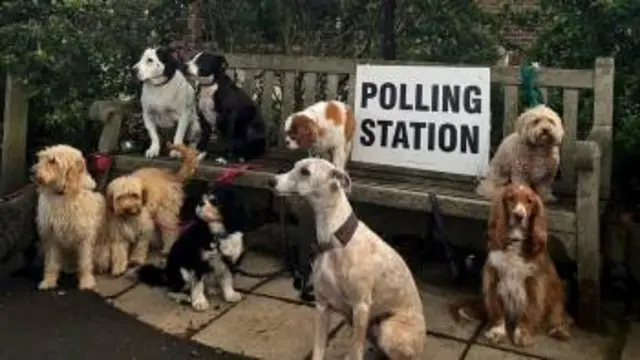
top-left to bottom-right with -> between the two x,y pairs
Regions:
352,64 -> 491,177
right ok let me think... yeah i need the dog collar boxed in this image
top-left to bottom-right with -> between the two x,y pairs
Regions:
333,212 -> 359,245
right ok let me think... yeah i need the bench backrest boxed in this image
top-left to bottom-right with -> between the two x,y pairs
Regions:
224,54 -> 614,200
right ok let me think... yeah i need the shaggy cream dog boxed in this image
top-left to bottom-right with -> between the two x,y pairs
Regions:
476,105 -> 564,202
94,143 -> 199,275
33,144 -> 105,290
94,176 -> 155,276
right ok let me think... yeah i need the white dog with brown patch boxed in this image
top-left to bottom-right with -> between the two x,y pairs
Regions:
269,158 -> 426,360
283,100 -> 356,170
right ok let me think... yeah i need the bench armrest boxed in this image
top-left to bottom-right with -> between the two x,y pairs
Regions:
574,140 -> 601,173
89,99 -> 136,153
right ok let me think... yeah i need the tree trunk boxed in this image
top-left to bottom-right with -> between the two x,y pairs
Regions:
380,0 -> 396,60
187,0 -> 203,48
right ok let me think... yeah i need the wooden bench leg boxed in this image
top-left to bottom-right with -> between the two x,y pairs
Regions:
575,144 -> 602,329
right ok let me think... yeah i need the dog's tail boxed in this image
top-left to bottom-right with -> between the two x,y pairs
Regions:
449,297 -> 486,323
137,264 -> 167,286
167,143 -> 199,182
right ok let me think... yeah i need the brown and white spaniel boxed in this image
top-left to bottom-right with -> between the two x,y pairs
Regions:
482,183 -> 571,346
453,184 -> 571,347
283,100 -> 356,170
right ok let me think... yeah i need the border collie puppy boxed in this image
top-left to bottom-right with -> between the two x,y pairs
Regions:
132,47 -> 204,159
138,184 -> 246,311
184,51 -> 267,164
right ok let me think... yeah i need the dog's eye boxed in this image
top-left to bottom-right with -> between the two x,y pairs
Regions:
47,158 -> 56,165
534,118 -> 541,125
146,58 -> 153,63
300,167 -> 310,177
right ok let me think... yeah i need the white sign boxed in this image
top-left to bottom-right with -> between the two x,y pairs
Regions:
352,64 -> 491,177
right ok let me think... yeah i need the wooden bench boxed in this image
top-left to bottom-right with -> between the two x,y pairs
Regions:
90,54 -> 614,328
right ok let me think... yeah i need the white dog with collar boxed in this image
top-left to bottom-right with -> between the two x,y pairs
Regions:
132,47 -> 201,159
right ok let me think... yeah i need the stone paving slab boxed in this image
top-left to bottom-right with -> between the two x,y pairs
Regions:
474,324 -> 615,360
622,322 -> 640,360
325,324 -> 467,359
419,282 -> 482,341
94,274 -> 136,297
113,283 -> 236,337
193,294 -> 340,360
253,275 -> 305,303
233,251 -> 285,292
466,344 -> 537,359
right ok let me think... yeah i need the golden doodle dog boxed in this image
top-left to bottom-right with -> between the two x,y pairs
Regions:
95,143 -> 199,275
32,144 -> 105,290
269,158 -> 426,360
454,184 -> 571,347
476,105 -> 564,202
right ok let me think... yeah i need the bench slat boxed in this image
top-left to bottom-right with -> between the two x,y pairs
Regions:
278,72 -> 296,147
502,85 -> 519,136
326,74 -> 339,101
303,72 -> 317,108
110,154 -> 577,237
240,69 -> 257,95
261,71 -> 275,118
560,89 -> 579,188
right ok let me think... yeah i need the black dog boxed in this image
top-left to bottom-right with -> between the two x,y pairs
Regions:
184,51 -> 267,164
138,183 -> 247,310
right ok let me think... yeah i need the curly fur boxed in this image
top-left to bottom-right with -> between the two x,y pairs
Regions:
93,175 -> 154,276
33,144 -> 105,290
455,184 -> 571,347
96,143 -> 199,271
476,105 -> 564,202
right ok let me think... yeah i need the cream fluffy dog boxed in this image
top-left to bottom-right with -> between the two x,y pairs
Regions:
476,105 -> 564,202
32,144 -> 105,290
95,176 -> 154,276
94,143 -> 199,276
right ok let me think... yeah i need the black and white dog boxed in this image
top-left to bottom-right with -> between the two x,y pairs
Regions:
132,47 -> 204,159
184,51 -> 267,164
138,183 -> 246,311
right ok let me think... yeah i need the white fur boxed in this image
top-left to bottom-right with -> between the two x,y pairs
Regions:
132,48 -> 200,159
283,101 -> 354,170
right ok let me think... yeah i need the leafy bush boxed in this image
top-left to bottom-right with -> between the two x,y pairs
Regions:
0,0 -> 187,154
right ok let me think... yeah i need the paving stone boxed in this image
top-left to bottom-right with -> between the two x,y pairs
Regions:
113,284 -> 235,337
233,251 -> 284,292
465,345 -> 537,359
325,325 -> 467,359
253,275 -> 305,303
622,322 -> 640,360
93,274 -> 136,297
475,324 -> 615,360
193,294 -> 340,360
419,283 -> 482,341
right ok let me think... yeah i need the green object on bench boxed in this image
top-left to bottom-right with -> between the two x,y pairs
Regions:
520,61 -> 544,109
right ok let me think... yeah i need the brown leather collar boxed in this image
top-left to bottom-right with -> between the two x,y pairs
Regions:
333,212 -> 359,245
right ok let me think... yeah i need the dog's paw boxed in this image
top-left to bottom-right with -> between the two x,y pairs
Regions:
215,157 -> 228,166
548,326 -> 571,341
111,265 -> 127,277
513,327 -> 534,347
145,144 -> 160,158
192,296 -> 210,311
38,278 -> 58,290
223,290 -> 243,303
78,275 -> 97,290
484,324 -> 507,344
169,148 -> 183,158
197,152 -> 208,161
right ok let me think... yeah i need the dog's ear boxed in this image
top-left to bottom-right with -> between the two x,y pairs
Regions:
156,46 -> 179,77
487,190 -> 508,251
62,157 -> 85,195
105,188 -> 115,213
527,192 -> 547,257
329,168 -> 352,193
214,54 -> 228,73
141,186 -> 149,206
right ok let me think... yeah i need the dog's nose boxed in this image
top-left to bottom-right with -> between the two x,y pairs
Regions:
267,177 -> 277,189
512,212 -> 524,222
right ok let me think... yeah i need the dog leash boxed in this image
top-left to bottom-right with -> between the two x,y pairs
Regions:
427,192 -> 461,281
